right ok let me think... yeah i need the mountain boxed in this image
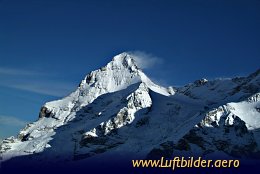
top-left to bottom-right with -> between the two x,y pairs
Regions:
0,53 -> 260,173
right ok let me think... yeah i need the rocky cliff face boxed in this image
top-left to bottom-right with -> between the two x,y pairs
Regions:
172,104 -> 258,158
0,53 -> 260,170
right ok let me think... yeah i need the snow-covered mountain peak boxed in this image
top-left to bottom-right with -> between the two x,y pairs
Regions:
111,52 -> 138,69
41,53 -> 152,124
78,52 -> 171,97
79,52 -> 139,92
0,53 -> 172,160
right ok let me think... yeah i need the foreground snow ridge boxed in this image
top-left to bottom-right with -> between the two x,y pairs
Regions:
0,53 -> 260,167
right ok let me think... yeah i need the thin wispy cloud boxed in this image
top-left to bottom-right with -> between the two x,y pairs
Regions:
0,115 -> 28,127
127,51 -> 163,69
0,67 -> 45,76
0,67 -> 76,97
8,81 -> 75,97
0,115 -> 29,140
126,51 -> 170,87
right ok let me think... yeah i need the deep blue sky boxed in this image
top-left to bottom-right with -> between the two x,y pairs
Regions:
0,0 -> 259,139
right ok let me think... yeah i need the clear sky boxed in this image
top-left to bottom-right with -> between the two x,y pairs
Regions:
0,0 -> 259,139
